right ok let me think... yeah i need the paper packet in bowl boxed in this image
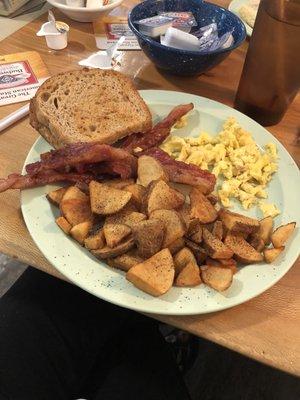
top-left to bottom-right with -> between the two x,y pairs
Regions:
159,11 -> 197,33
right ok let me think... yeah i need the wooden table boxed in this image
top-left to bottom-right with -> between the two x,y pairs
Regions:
0,0 -> 299,376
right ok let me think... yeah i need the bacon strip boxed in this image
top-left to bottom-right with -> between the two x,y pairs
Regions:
142,148 -> 216,194
121,103 -> 194,153
0,171 -> 94,193
26,143 -> 137,176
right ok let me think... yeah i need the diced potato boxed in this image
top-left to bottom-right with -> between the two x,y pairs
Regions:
225,234 -> 263,263
190,188 -> 218,224
206,257 -> 238,274
167,238 -> 185,255
102,179 -> 135,189
249,236 -> 265,252
150,209 -> 186,247
62,186 -> 88,202
178,203 -> 194,231
105,210 -> 146,229
187,224 -> 203,244
92,237 -> 134,259
70,221 -> 92,244
107,251 -> 144,272
138,155 -> 169,187
201,266 -> 233,292
84,229 -> 105,250
184,239 -> 207,264
126,249 -> 174,296
271,222 -> 296,248
175,262 -> 202,287
174,247 -> 197,276
56,216 -> 72,234
124,184 -> 146,209
47,187 -> 68,206
89,181 -> 132,215
144,180 -> 185,215
132,219 -> 165,258
258,216 -> 273,244
219,209 -> 259,235
203,228 -> 233,259
212,220 -> 223,240
264,246 -> 285,263
60,198 -> 92,226
104,223 -> 132,248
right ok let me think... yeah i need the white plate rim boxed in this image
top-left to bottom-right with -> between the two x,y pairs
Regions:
228,0 -> 253,36
20,89 -> 300,315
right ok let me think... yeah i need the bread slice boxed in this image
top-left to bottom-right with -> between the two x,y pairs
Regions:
30,68 -> 152,149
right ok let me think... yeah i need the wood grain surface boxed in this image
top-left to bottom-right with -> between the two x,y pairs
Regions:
0,0 -> 299,376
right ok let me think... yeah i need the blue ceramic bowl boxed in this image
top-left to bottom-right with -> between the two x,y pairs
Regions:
128,0 -> 246,76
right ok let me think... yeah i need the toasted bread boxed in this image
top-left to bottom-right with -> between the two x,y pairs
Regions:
30,69 -> 152,149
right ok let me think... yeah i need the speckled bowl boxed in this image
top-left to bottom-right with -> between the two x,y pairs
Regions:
128,0 -> 246,76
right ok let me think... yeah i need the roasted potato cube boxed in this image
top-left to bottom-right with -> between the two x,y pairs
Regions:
60,198 -> 92,226
62,186 -> 88,202
105,211 -> 146,229
201,266 -> 233,292
249,236 -> 265,252
124,184 -> 146,209
187,222 -> 203,244
138,155 -> 169,187
271,222 -> 296,248
263,246 -> 285,263
178,203 -> 195,232
258,216 -> 273,244
47,187 -> 68,206
84,229 -> 105,250
102,179 -> 135,189
126,249 -> 174,296
107,251 -> 144,272
175,261 -> 202,287
167,238 -> 185,255
89,181 -> 132,215
56,216 -> 72,235
224,234 -> 263,263
190,188 -> 218,224
150,209 -> 186,247
203,228 -> 233,259
219,209 -> 259,235
132,219 -> 165,258
70,221 -> 92,244
212,220 -> 223,240
103,223 -> 132,248
174,247 -> 197,276
144,180 -> 185,215
92,237 -> 134,259
206,257 -> 238,274
184,239 -> 207,264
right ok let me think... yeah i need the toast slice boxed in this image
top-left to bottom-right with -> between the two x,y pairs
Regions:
30,69 -> 152,149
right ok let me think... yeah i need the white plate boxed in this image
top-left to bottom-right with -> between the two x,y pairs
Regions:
229,0 -> 253,36
21,90 -> 300,315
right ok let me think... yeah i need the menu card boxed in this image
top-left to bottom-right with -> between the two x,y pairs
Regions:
93,16 -> 140,50
0,51 -> 49,106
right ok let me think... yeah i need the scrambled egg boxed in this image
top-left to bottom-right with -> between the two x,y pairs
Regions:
161,117 -> 279,216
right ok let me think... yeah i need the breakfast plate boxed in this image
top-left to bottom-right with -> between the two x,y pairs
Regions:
21,90 -> 300,315
228,0 -> 254,36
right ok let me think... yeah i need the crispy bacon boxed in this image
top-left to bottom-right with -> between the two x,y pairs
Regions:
142,148 -> 216,194
0,171 -> 94,193
121,103 -> 194,153
77,161 -> 134,179
26,143 -> 137,176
